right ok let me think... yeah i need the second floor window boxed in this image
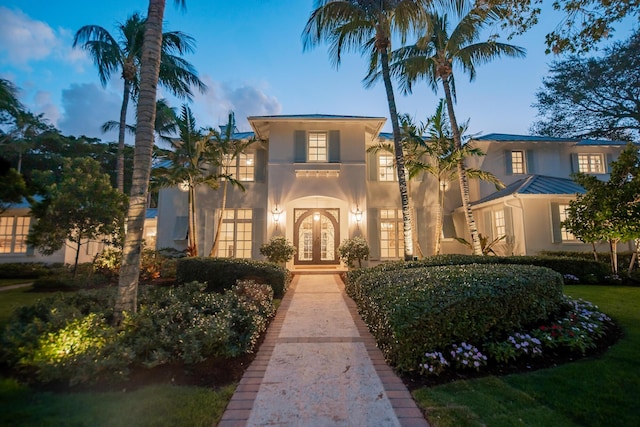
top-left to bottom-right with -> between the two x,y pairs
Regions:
308,132 -> 327,162
379,153 -> 395,181
578,153 -> 605,173
511,150 -> 525,174
223,153 -> 255,182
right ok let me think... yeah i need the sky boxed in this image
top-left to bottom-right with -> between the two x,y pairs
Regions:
0,1 -> 635,144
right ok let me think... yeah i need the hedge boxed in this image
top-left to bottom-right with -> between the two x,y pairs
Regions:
176,257 -> 290,298
0,263 -> 53,279
345,263 -> 564,372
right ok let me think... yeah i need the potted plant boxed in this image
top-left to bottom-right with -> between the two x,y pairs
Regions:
338,236 -> 370,269
260,237 -> 296,266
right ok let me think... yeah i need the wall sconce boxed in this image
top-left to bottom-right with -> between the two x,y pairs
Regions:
354,207 -> 363,223
272,206 -> 282,223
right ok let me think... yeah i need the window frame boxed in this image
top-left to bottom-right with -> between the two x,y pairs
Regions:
378,153 -> 396,182
558,204 -> 577,242
0,216 -> 31,254
511,150 -> 526,174
379,209 -> 404,259
577,153 -> 605,174
307,131 -> 328,163
494,210 -> 506,238
216,209 -> 253,258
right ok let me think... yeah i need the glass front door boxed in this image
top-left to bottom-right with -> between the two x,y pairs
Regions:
294,209 -> 339,265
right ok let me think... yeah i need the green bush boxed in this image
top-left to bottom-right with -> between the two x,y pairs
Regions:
176,257 -> 290,298
93,247 -> 181,282
346,254 -> 610,285
338,236 -> 370,268
259,237 -> 296,263
0,263 -> 52,279
0,281 -> 275,386
31,276 -> 79,292
345,263 -> 564,372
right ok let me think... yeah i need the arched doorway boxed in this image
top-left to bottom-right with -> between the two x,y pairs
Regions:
293,208 -> 340,265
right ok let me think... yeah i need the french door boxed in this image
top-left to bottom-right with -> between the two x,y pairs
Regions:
293,208 -> 339,265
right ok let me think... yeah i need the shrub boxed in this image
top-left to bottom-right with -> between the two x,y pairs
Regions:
31,276 -> 79,292
176,257 -> 290,298
338,236 -> 370,268
0,263 -> 52,279
259,237 -> 296,264
345,263 -> 564,372
93,247 -> 180,282
0,281 -> 275,385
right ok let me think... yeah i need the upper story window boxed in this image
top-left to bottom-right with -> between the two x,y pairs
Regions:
223,152 -> 255,182
308,132 -> 327,162
0,216 -> 30,254
577,153 -> 605,173
378,153 -> 395,181
511,151 -> 525,174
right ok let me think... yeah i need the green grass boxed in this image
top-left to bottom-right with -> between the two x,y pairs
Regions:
413,286 -> 640,427
0,278 -> 34,288
0,378 -> 235,427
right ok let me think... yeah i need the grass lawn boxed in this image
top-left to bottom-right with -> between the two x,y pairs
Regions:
413,286 -> 640,427
0,279 -> 34,288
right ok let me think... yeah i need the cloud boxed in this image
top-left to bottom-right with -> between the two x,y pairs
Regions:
0,7 -> 87,69
33,91 -> 61,127
58,83 -> 123,140
190,75 -> 281,131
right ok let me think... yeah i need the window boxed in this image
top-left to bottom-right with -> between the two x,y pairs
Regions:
511,151 -> 525,174
578,153 -> 605,173
558,204 -> 577,241
308,132 -> 327,162
379,153 -> 395,181
380,209 -> 404,259
494,210 -> 506,238
223,153 -> 255,182
0,216 -> 30,254
216,209 -> 253,258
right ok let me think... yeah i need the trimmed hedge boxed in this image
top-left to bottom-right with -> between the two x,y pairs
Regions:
176,257 -> 290,298
346,254 -> 610,285
345,263 -> 564,372
0,263 -> 52,279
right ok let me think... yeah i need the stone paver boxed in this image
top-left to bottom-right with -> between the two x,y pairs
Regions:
218,274 -> 429,427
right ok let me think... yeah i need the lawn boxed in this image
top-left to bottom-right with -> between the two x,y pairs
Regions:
413,286 -> 640,427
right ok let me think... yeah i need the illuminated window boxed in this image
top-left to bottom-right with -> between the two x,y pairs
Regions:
308,132 -> 327,162
0,216 -> 30,254
380,209 -> 404,259
578,154 -> 605,173
216,209 -> 253,258
222,153 -> 255,182
494,210 -> 506,238
511,151 -> 525,174
379,154 -> 395,181
558,204 -> 577,241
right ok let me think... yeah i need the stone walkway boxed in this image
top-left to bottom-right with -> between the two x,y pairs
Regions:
218,274 -> 429,427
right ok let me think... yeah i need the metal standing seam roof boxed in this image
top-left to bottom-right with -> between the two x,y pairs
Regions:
474,133 -> 629,146
472,175 -> 586,206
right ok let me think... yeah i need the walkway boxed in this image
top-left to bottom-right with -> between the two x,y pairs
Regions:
218,274 -> 429,427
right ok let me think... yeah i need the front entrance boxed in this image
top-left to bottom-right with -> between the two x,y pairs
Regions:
293,208 -> 340,265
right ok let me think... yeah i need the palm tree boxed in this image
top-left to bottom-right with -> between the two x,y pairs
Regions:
152,104 -> 219,257
385,0 -> 525,254
302,0 -> 425,261
419,100 -> 503,254
0,79 -> 23,122
115,0 -> 187,321
74,12 -> 206,193
208,112 -> 257,257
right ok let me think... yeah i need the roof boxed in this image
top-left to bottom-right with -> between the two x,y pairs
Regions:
248,114 -> 386,121
474,133 -> 629,146
472,175 -> 586,206
248,114 -> 386,140
146,208 -> 158,219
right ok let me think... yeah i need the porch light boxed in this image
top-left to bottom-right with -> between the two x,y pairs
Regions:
272,206 -> 282,223
313,211 -> 321,221
178,180 -> 189,192
354,207 -> 362,223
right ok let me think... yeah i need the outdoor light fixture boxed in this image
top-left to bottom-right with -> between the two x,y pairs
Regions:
354,207 -> 362,223
313,211 -> 321,221
178,180 -> 189,192
272,206 -> 282,223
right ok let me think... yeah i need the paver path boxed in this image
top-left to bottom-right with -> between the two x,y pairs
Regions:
218,274 -> 429,427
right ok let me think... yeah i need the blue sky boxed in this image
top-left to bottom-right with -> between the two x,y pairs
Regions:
0,1 -> 635,143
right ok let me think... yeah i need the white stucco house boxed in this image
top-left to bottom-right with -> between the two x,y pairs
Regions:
152,114 -> 631,271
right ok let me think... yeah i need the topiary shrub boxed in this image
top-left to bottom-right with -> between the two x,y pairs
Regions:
259,237 -> 296,264
338,236 -> 370,268
346,263 -> 564,372
176,257 -> 290,298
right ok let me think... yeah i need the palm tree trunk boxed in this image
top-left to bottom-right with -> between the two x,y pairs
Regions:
441,79 -> 482,256
209,179 -> 228,257
116,80 -> 132,193
407,180 -> 423,258
380,49 -> 413,261
434,182 -> 445,255
115,0 -> 165,323
188,183 -> 198,256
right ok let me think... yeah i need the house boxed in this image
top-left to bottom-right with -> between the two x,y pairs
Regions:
155,116 -> 631,270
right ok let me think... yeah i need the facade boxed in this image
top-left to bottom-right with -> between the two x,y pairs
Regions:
154,116 -> 630,270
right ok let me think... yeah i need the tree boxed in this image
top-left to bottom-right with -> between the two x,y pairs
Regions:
531,30 -> 640,141
27,158 -> 127,277
494,0 -> 640,54
152,104 -> 220,256
209,112 -> 256,257
303,0 -> 426,261
0,110 -> 52,173
0,78 -> 23,124
0,159 -> 28,214
418,100 -> 503,254
565,143 -> 640,274
115,0 -> 187,321
74,12 -> 206,192
384,0 -> 525,254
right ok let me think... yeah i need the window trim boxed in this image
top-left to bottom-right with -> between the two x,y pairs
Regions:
216,208 -> 253,258
379,208 -> 404,259
576,153 -> 606,174
378,153 -> 396,182
307,131 -> 328,163
0,216 -> 31,255
511,150 -> 526,174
